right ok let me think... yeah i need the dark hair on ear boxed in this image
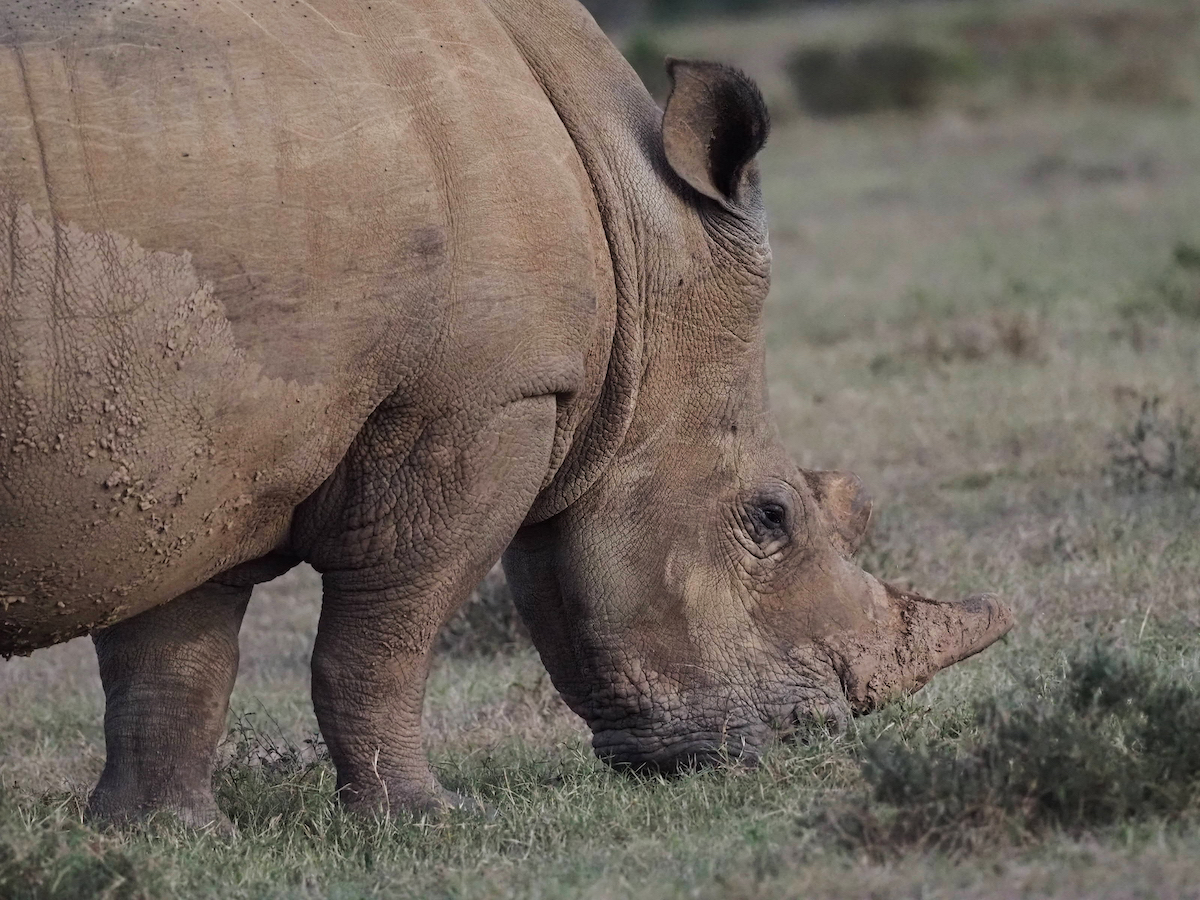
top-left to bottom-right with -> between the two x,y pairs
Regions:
662,59 -> 771,206
699,64 -> 770,198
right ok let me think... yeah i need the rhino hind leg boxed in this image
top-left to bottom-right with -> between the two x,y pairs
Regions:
87,581 -> 251,830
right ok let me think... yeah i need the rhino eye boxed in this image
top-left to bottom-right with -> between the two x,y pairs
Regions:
745,495 -> 792,546
756,503 -> 786,530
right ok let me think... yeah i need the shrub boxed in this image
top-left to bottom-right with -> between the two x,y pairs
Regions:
645,0 -> 807,22
1175,242 -> 1200,271
435,564 -> 531,657
1162,242 -> 1200,320
786,40 -> 952,117
578,0 -> 647,31
957,8 -> 1198,107
1121,242 -> 1200,323
1106,396 -> 1200,493
833,642 -> 1200,857
623,30 -> 672,102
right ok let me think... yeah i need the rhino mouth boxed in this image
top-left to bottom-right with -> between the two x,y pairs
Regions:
591,698 -> 861,773
590,724 -> 768,774
583,670 -> 857,774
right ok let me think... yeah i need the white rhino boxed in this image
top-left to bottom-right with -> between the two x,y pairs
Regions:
0,0 -> 1011,826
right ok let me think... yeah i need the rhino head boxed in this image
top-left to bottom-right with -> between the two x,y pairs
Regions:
503,59 -> 1012,772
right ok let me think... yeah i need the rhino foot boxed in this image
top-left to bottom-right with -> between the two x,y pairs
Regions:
86,785 -> 235,836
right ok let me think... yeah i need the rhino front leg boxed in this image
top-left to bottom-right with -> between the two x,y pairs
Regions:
87,580 -> 251,829
300,397 -> 556,815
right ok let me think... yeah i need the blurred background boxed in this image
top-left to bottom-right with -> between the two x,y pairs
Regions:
586,0 -> 1200,114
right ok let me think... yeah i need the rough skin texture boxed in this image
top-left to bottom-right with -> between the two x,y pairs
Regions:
0,0 -> 1012,825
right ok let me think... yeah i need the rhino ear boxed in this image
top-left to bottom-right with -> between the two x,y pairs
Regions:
661,59 -> 770,209
805,470 -> 873,557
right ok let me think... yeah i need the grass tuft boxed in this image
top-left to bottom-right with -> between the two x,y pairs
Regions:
0,806 -> 160,900
213,714 -> 342,839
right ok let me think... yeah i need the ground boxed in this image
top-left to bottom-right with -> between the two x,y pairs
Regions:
3,0 -> 1200,897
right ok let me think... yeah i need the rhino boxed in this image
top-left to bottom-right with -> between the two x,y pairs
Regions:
0,0 -> 1012,826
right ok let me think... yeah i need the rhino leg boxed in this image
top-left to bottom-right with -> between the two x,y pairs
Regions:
87,580 -> 250,830
299,397 -> 556,816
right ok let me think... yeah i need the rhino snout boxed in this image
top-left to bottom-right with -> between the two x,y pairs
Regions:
578,587 -> 1012,774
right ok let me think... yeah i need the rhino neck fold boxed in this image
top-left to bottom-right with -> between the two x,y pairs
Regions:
486,0 -> 670,523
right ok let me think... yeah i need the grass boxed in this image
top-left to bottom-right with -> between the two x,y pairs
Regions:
4,0 -> 1200,896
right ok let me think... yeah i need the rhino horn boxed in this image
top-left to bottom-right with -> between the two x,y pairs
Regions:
822,583 -> 1013,714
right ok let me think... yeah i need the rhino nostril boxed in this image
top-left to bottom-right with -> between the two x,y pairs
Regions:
960,592 -> 1001,615
780,700 -> 849,741
952,592 -> 1014,645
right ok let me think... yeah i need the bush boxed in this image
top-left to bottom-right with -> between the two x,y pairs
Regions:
645,0 -> 809,22
579,0 -> 647,31
833,642 -> 1200,856
786,40 -> 953,117
1120,242 -> 1200,323
782,7 -> 1198,121
1160,242 -> 1200,320
1107,396 -> 1200,493
957,7 -> 1198,107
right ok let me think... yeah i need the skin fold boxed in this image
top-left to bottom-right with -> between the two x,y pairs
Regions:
0,0 -> 1012,825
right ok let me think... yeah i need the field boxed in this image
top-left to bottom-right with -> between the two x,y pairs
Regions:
4,0 -> 1200,897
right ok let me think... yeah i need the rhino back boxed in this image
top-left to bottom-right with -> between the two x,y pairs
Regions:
0,0 -> 610,652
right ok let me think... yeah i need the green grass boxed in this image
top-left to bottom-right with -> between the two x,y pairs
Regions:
4,0 -> 1200,896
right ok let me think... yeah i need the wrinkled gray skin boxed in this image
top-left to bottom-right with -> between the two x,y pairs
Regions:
0,0 -> 1012,827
